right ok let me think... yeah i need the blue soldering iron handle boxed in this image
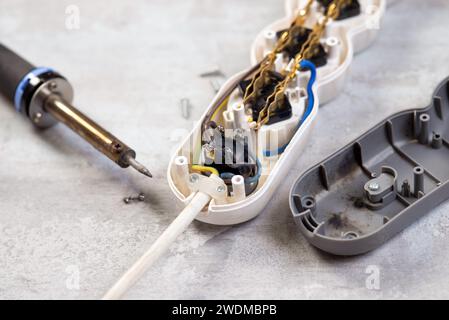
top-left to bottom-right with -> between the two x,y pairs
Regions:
0,43 -> 35,103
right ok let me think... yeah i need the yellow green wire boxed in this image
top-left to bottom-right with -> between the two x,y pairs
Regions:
210,96 -> 230,123
191,165 -> 219,176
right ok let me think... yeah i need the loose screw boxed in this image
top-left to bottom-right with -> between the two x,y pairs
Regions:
180,98 -> 191,120
123,193 -> 145,204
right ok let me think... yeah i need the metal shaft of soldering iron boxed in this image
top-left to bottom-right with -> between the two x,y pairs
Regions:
44,96 -> 152,177
0,43 -> 152,178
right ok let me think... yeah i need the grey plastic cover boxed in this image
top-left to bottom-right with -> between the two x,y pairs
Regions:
289,77 -> 449,255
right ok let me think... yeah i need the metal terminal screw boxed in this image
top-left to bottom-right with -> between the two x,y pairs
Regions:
204,143 -> 215,153
234,128 -> 244,140
32,112 -> 43,124
189,174 -> 199,184
112,143 -> 123,153
368,182 -> 380,191
216,185 -> 225,193
49,81 -> 58,91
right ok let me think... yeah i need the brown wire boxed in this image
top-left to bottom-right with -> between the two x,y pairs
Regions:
201,59 -> 266,131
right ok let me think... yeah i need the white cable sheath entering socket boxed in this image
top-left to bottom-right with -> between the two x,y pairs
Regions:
102,191 -> 211,300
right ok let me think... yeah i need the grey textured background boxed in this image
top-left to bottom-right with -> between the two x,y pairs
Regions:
1,0 -> 449,300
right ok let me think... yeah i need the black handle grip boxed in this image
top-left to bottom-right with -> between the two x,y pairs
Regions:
0,43 -> 35,103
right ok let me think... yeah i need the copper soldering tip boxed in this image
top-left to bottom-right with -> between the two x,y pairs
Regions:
125,155 -> 153,178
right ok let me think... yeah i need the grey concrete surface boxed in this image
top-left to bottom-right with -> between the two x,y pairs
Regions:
1,0 -> 449,300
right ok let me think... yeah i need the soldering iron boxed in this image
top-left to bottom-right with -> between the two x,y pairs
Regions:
0,43 -> 152,178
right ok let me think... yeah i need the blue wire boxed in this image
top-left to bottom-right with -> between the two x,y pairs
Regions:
220,172 -> 234,180
218,60 -> 316,185
245,157 -> 262,184
263,59 -> 317,157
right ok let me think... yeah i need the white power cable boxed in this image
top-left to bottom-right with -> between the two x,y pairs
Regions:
102,191 -> 211,300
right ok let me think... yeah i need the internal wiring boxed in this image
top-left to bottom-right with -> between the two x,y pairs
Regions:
201,61 -> 316,182
297,59 -> 317,122
210,96 -> 230,122
191,165 -> 219,176
219,156 -> 262,186
263,59 -> 317,157
202,62 -> 264,131
244,157 -> 262,184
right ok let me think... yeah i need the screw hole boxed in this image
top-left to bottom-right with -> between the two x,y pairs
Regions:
326,37 -> 338,46
265,30 -> 275,38
303,197 -> 315,208
113,143 -> 123,152
414,166 -> 423,173
234,176 -> 243,183
234,104 -> 243,111
177,157 -> 185,164
343,231 -> 358,239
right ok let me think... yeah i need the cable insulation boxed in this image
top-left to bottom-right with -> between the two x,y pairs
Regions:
102,192 -> 211,300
